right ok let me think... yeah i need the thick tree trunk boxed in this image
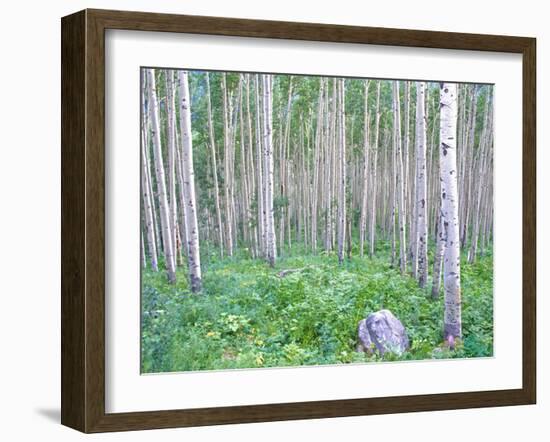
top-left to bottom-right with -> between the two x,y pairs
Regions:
146,69 -> 176,283
432,211 -> 444,299
177,70 -> 202,292
440,82 -> 462,339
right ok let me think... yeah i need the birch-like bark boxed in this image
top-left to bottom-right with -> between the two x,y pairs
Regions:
432,212 -> 444,299
415,82 -> 428,287
337,78 -> 346,265
468,89 -> 492,263
146,69 -> 176,283
254,75 -> 266,257
311,79 -> 325,253
177,70 -> 202,292
245,75 -> 258,256
403,81 -> 411,248
221,74 -> 234,256
440,82 -> 462,339
165,70 -> 179,270
175,145 -> 188,256
262,74 -> 277,267
393,81 -> 407,274
140,74 -> 158,272
359,80 -> 370,257
369,81 -> 381,257
205,73 -> 224,257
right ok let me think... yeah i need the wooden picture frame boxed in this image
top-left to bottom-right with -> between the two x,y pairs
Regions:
61,8 -> 536,433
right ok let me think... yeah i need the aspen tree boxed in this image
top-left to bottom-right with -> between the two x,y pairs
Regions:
369,81 -> 382,257
468,89 -> 493,263
177,70 -> 202,292
337,78 -> 346,265
415,82 -> 428,287
311,79 -> 325,253
440,82 -> 462,339
221,74 -> 234,256
146,68 -> 176,283
205,73 -> 224,257
254,75 -> 266,257
140,74 -> 158,272
359,80 -> 370,257
262,74 -> 277,266
393,81 -> 407,274
165,70 -> 179,269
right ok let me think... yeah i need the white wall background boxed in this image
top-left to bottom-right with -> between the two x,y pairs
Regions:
0,0 -> 545,440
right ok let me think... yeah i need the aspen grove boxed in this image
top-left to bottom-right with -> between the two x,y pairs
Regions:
141,69 -> 494,372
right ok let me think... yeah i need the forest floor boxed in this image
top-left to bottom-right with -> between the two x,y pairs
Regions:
141,241 -> 493,373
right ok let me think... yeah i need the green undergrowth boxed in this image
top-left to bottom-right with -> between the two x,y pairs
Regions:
141,243 -> 493,373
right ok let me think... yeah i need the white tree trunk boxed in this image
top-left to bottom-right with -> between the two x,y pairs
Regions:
177,71 -> 202,292
337,78 -> 346,265
393,81 -> 407,274
432,211 -> 444,299
205,73 -> 224,258
359,80 -> 370,257
415,82 -> 429,287
221,74 -> 234,256
254,75 -> 266,257
140,74 -> 158,272
262,74 -> 277,267
165,71 -> 179,270
146,69 -> 176,283
369,81 -> 381,257
440,82 -> 462,339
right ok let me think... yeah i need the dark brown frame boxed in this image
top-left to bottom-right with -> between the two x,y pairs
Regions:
61,8 -> 536,433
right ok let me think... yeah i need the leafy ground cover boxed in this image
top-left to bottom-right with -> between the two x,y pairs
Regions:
141,242 -> 493,373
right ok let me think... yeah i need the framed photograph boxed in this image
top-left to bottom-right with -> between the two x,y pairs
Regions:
61,9 -> 536,433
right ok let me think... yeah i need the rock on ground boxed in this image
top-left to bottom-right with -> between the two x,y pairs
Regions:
357,309 -> 409,356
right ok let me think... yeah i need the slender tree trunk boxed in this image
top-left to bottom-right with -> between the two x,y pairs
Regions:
262,74 -> 277,267
221,74 -> 234,256
440,82 -> 462,339
393,81 -> 407,274
205,73 -> 224,257
369,81 -> 381,257
415,82 -> 429,287
165,71 -> 179,270
146,69 -> 176,283
175,140 -> 188,257
245,75 -> 258,257
337,79 -> 347,265
311,79 -> 325,253
359,80 -> 370,257
177,71 -> 202,292
468,90 -> 492,263
140,76 -> 158,271
254,75 -> 266,257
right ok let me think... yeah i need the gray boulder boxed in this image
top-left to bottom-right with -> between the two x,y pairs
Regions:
357,309 -> 409,356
